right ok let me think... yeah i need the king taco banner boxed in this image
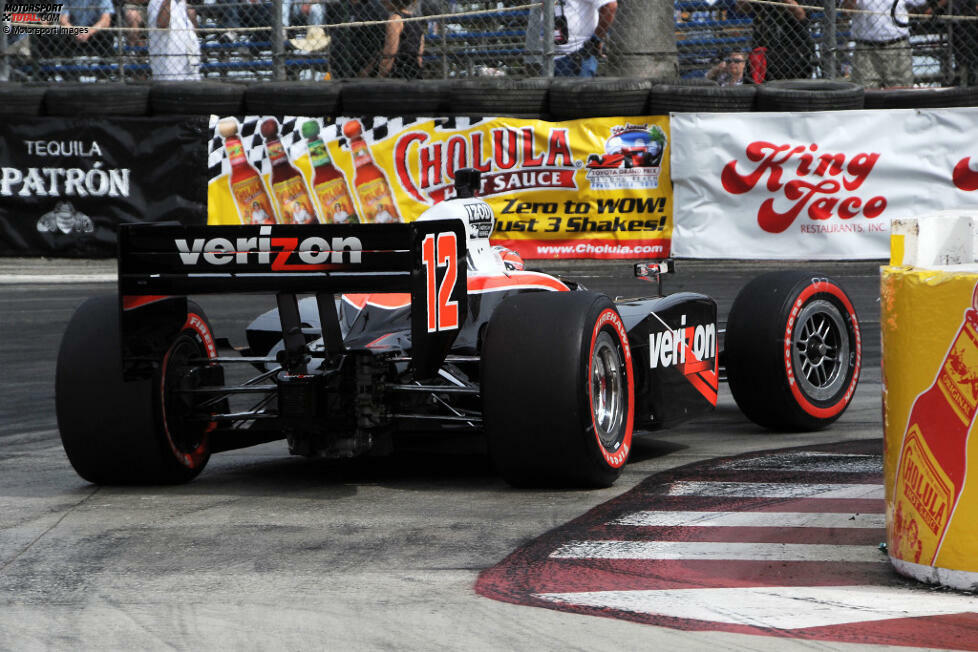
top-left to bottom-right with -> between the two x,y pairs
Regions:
207,115 -> 673,260
671,107 -> 978,260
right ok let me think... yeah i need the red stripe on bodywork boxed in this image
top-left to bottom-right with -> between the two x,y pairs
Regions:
122,295 -> 169,311
342,271 -> 569,312
467,271 -> 569,293
343,293 -> 411,310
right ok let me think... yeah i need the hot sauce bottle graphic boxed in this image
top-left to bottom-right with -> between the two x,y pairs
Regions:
890,284 -> 978,566
218,118 -> 276,225
260,118 -> 318,224
302,120 -> 358,224
342,119 -> 400,223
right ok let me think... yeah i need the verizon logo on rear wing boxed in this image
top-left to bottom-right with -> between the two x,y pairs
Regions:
118,220 -> 467,378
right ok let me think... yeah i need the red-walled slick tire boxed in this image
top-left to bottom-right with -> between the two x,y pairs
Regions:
482,291 -> 634,488
725,271 -> 862,431
56,295 -> 218,484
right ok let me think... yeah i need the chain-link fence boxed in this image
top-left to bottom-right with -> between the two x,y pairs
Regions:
2,0 -> 977,86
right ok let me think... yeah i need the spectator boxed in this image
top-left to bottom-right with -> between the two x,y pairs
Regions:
57,0 -> 116,55
950,0 -> 978,86
922,0 -> 974,86
842,0 -> 913,87
736,0 -> 814,81
214,0 -> 272,50
33,0 -> 114,78
147,0 -> 201,79
525,0 -> 618,77
374,0 -> 424,78
706,48 -> 753,84
331,0 -> 388,77
121,0 -> 147,47
283,0 -> 326,37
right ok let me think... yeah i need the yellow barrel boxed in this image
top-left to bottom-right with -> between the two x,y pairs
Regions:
882,264 -> 978,590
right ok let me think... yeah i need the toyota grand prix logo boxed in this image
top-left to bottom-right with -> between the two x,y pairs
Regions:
175,225 -> 363,271
585,123 -> 667,191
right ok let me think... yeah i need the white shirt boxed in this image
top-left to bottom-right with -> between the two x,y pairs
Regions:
148,0 -> 202,80
525,0 -> 615,61
850,0 -> 910,41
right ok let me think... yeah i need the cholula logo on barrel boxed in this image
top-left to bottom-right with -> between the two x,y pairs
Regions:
890,282 -> 978,566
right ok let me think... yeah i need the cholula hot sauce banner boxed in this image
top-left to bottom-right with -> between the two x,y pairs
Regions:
0,117 -> 208,257
206,115 -> 674,260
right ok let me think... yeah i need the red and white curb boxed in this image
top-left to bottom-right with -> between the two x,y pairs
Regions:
476,441 -> 978,649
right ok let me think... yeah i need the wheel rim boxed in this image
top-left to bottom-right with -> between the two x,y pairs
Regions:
590,331 -> 626,448
161,333 -> 210,467
791,299 -> 850,401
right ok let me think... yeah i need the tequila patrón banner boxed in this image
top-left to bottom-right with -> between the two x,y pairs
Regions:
0,117 -> 208,257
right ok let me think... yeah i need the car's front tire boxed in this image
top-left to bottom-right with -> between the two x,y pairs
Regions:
725,271 -> 861,430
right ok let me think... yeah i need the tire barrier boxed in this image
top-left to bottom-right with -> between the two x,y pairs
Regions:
0,83 -> 47,117
447,77 -> 551,119
882,211 -> 978,591
29,76 -> 978,119
547,77 -> 656,121
339,79 -> 453,118
755,79 -> 865,112
864,86 -> 978,110
244,80 -> 342,117
43,82 -> 151,116
149,80 -> 246,116
648,83 -> 757,113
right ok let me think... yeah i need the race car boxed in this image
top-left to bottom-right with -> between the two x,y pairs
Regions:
586,126 -> 666,169
55,169 -> 862,489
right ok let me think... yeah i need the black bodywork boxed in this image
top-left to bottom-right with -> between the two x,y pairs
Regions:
118,220 -> 719,460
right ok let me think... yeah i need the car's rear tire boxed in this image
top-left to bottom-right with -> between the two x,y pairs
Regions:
482,291 -> 634,488
725,272 -> 861,431
56,295 -> 217,484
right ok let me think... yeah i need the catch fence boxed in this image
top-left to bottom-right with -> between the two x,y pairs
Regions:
1,0 -> 976,86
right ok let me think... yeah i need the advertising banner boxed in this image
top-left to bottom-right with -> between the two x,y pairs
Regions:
882,268 -> 978,585
207,115 -> 674,259
0,117 -> 209,257
671,108 -> 978,260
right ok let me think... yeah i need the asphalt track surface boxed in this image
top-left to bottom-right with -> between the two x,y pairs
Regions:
0,257 -> 942,651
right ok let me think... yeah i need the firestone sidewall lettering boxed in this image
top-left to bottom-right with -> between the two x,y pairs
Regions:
784,279 -> 861,417
161,311 -> 216,469
591,309 -> 634,468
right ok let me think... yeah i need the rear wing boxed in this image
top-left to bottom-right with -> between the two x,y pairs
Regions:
118,219 -> 467,379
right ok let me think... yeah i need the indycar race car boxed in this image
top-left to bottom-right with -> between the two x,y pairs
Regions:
56,169 -> 862,489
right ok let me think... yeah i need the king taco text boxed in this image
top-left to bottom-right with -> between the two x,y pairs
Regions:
721,141 -> 886,234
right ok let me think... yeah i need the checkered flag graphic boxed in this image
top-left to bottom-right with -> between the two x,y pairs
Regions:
208,115 -> 488,182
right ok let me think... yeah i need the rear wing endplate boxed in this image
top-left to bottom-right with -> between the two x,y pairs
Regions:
118,220 -> 467,379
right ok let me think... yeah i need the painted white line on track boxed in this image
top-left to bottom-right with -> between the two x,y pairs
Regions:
535,585 -> 978,629
550,541 -> 886,562
664,482 -> 885,499
0,274 -> 116,284
613,511 -> 885,528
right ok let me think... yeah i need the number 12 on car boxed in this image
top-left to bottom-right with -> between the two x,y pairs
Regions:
421,232 -> 460,333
